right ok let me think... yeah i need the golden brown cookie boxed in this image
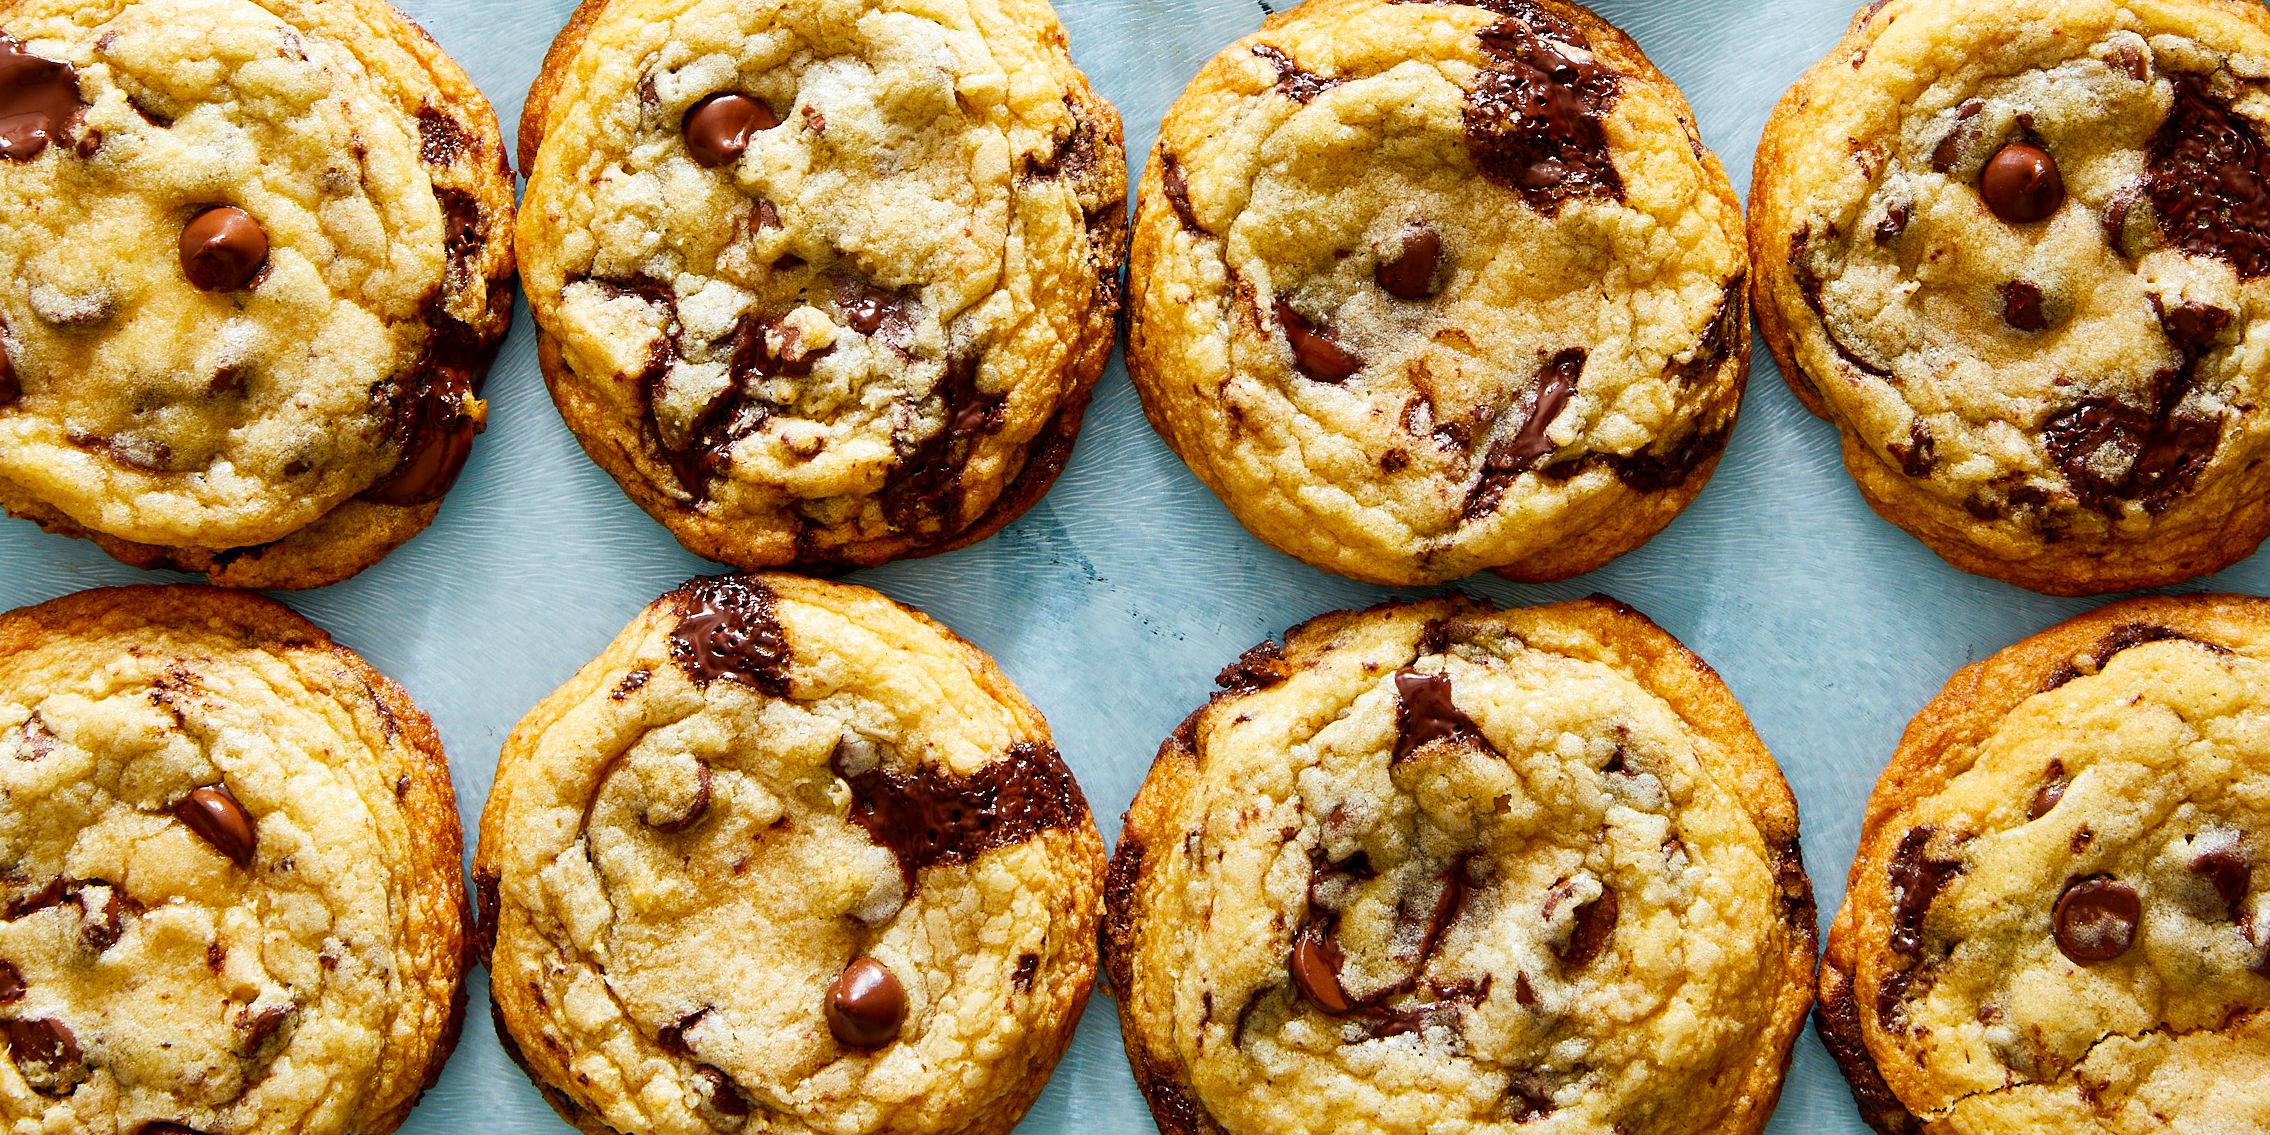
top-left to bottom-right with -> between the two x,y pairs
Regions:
1752,0 -> 2270,595
0,584 -> 468,1135
1821,594 -> 2270,1133
1127,0 -> 1749,586
478,573 -> 1105,1135
0,0 -> 517,589
1104,594 -> 1815,1135
516,0 -> 1125,571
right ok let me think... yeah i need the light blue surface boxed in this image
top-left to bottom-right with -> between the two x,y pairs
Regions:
0,0 -> 2248,1131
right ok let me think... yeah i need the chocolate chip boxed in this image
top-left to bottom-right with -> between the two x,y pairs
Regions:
1980,141 -> 2064,224
1889,826 -> 1964,957
1376,226 -> 1443,300
416,107 -> 470,166
0,35 -> 87,162
693,1065 -> 749,1127
1547,884 -> 1617,968
174,784 -> 257,868
2028,761 -> 2068,819
0,961 -> 22,1003
1874,201 -> 1911,243
360,353 -> 476,507
3,1016 -> 84,1094
1251,44 -> 1341,104
2157,298 -> 2232,353
232,1002 -> 292,1057
78,885 -> 125,953
1275,300 -> 1363,382
671,576 -> 791,694
1392,669 -> 1491,761
683,94 -> 779,169
1931,99 -> 1984,173
642,761 -> 713,835
1889,418 -> 1936,477
2192,848 -> 2251,919
2149,75 -> 2270,280
1160,152 -> 1206,234
825,957 -> 907,1048
1466,348 -> 1584,518
1288,926 -> 1352,1015
833,741 -> 1085,891
1011,953 -> 1040,992
0,345 -> 16,408
1464,14 -> 1623,215
2054,876 -> 2140,964
2001,281 -> 2047,332
178,206 -> 269,292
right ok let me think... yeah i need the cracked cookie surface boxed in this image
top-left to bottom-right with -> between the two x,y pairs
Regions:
1102,595 -> 1814,1135
516,0 -> 1125,571
1126,0 -> 1749,587
1821,594 -> 2270,1134
1752,0 -> 2270,595
477,574 -> 1104,1135
0,0 -> 516,589
0,585 -> 468,1135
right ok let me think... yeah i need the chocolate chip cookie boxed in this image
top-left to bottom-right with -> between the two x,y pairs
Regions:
0,585 -> 468,1135
517,0 -> 1126,571
477,574 -> 1105,1135
0,0 -> 516,589
1126,0 -> 1750,586
1820,594 -> 2270,1134
1752,0 -> 2270,595
1103,594 -> 1816,1135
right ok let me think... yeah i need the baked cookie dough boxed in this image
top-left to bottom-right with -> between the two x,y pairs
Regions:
477,574 -> 1105,1135
1126,0 -> 1749,586
0,0 -> 517,589
1752,0 -> 2270,595
517,0 -> 1126,570
0,585 -> 468,1135
1820,594 -> 2270,1134
1103,594 -> 1815,1135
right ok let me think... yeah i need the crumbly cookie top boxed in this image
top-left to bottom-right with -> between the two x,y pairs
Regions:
519,0 -> 1121,566
0,0 -> 511,551
1131,0 -> 1746,584
1839,600 -> 2270,1132
1109,597 -> 1810,1135
0,586 -> 464,1135
1760,0 -> 2270,543
478,574 -> 1102,1135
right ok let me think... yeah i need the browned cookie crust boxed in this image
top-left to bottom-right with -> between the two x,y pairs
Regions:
516,0 -> 1125,571
1752,0 -> 2270,595
1104,595 -> 1815,1135
1822,594 -> 2270,1133
0,0 -> 515,590
0,584 -> 468,1135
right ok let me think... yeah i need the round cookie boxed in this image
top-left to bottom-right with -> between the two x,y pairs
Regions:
1102,595 -> 1815,1135
0,585 -> 469,1135
1820,594 -> 2270,1134
477,574 -> 1105,1135
1752,0 -> 2270,595
516,0 -> 1126,571
1125,0 -> 1749,586
0,0 -> 517,590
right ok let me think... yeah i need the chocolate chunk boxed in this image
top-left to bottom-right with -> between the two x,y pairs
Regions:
174,785 -> 257,868
2040,624 -> 2213,690
416,107 -> 470,166
232,1002 -> 292,1057
2157,298 -> 2231,353
693,1065 -> 749,1127
1547,883 -> 1617,967
2149,74 -> 2270,280
470,866 -> 500,963
1375,225 -> 1443,300
1393,669 -> 1491,761
825,957 -> 906,1048
2192,847 -> 2251,919
1275,300 -> 1363,382
1160,153 -> 1206,235
1815,968 -> 1925,1134
0,343 -> 16,408
1889,418 -> 1936,477
1289,925 -> 1353,1015
178,206 -> 269,293
360,347 -> 476,507
1466,348 -> 1583,517
1463,12 -> 1622,214
3,1017 -> 83,1094
835,278 -> 912,342
77,885 -> 126,953
670,576 -> 791,695
1789,230 -> 1894,379
1670,280 -> 1742,385
877,354 -> 1004,534
1541,422 -> 1732,494
2001,281 -> 2047,332
1981,141 -> 2065,224
683,94 -> 779,169
1931,99 -> 1984,173
1011,953 -> 1040,992
1888,826 -> 1964,957
137,1125 -> 207,1135
833,741 -> 1086,891
2054,876 -> 2140,964
2043,377 -> 2221,514
1215,640 -> 1289,692
2110,42 -> 2149,83
1503,1075 -> 1556,1122
642,761 -> 713,835
0,961 -> 21,1004
1251,44 -> 1341,104
0,35 -> 86,162
1875,201 -> 1911,243
2029,761 -> 2069,819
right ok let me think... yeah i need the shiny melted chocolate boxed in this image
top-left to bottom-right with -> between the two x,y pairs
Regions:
832,740 -> 1086,890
